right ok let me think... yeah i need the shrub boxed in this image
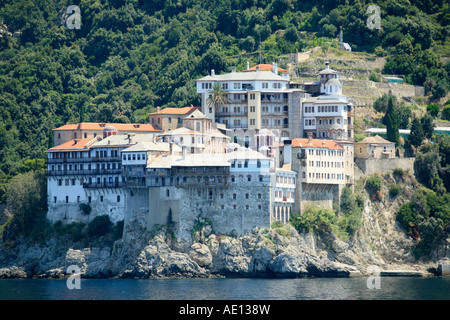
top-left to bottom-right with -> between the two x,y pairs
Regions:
366,174 -> 382,200
86,215 -> 113,238
389,184 -> 402,198
426,103 -> 440,117
369,72 -> 380,82
442,105 -> 450,120
393,168 -> 405,181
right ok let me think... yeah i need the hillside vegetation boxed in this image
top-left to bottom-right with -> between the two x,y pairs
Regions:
0,0 -> 448,199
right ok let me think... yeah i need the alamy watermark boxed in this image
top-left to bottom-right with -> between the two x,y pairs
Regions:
65,5 -> 81,30
366,5 -> 381,30
66,265 -> 81,290
366,265 -> 381,290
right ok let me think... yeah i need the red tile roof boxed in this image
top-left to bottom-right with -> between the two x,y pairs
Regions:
149,106 -> 199,115
291,138 -> 343,150
244,64 -> 288,73
53,122 -> 161,132
47,139 -> 94,151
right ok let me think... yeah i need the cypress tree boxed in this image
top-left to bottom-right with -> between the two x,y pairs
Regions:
385,93 -> 400,146
409,116 -> 424,149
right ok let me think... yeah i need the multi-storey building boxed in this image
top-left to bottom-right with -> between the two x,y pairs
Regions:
196,63 -> 306,142
122,149 -> 277,240
301,61 -> 355,141
52,122 -> 161,147
283,135 -> 348,213
46,132 -> 162,224
148,105 -> 200,131
158,109 -> 230,154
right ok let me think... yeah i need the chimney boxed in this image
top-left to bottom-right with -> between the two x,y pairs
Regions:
157,106 -> 160,113
256,66 -> 259,72
325,61 -> 329,69
231,67 -> 236,73
308,132 -> 313,144
182,146 -> 186,159
211,69 -> 215,76
247,61 -> 250,70
284,140 -> 292,164
273,62 -> 278,74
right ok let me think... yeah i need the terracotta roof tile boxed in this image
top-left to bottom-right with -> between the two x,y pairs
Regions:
244,64 -> 288,73
47,139 -> 94,151
291,138 -> 343,150
148,106 -> 199,115
53,122 -> 161,132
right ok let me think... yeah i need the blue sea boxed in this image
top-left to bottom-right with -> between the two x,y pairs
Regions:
0,277 -> 448,300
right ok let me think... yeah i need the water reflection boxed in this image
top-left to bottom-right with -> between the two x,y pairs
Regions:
0,277 -> 448,300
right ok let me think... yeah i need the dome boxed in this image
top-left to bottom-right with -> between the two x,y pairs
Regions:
327,78 -> 341,86
257,128 -> 275,136
103,125 -> 117,132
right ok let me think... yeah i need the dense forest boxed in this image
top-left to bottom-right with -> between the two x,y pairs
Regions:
0,0 -> 449,199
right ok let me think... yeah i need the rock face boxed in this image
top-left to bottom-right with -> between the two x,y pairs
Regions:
0,226 -> 369,279
0,189 -> 445,279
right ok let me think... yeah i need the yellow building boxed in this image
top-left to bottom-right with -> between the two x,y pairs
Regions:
148,106 -> 199,132
355,135 -> 395,159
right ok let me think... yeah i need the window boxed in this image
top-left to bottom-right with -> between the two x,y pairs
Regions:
65,196 -> 69,203
245,205 -> 249,210
245,193 -> 249,199
258,193 -> 262,199
166,189 -> 170,197
100,196 -> 103,202
54,197 -> 57,203
233,204 -> 237,209
233,193 -> 237,200
117,195 -> 121,202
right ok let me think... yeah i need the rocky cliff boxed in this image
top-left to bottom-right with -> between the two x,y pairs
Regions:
0,173 -> 448,279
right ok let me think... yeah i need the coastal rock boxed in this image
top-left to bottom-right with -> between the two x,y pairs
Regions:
209,236 -> 251,275
119,234 -> 208,278
0,266 -> 27,279
188,243 -> 212,268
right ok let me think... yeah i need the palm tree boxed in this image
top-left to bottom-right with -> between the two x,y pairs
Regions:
206,82 -> 230,121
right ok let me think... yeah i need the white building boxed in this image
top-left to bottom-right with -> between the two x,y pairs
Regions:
46,133 -> 163,224
158,109 -> 230,155
196,63 -> 306,142
302,62 -> 354,140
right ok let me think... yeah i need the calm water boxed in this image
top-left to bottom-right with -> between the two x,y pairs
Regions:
0,277 -> 449,300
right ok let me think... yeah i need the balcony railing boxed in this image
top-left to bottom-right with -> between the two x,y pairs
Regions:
83,182 -> 123,188
47,168 -> 122,176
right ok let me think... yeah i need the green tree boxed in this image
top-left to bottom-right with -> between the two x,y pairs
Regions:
366,174 -> 382,200
206,82 -> 230,115
385,94 -> 400,146
409,116 -> 424,150
2,171 -> 47,241
426,103 -> 440,117
420,114 -> 434,140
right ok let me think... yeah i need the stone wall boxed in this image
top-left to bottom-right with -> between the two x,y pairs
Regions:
137,174 -> 274,241
354,157 -> 415,175
299,183 -> 340,213
47,187 -> 125,224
